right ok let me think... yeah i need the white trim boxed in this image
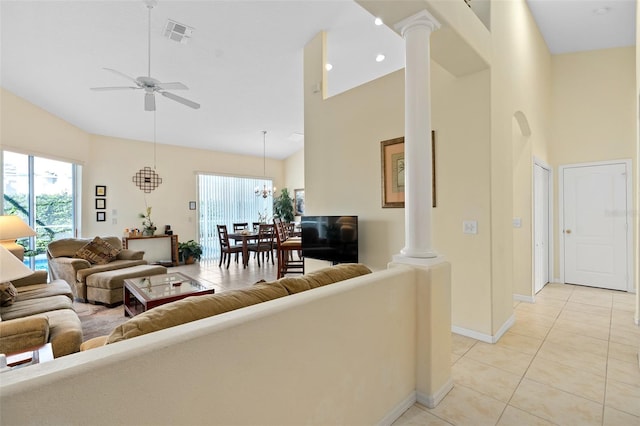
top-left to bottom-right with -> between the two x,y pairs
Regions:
559,159 -> 634,292
452,314 -> 514,343
514,294 -> 535,303
377,392 -> 416,426
416,379 -> 454,409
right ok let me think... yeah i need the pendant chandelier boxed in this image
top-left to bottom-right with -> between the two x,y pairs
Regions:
255,130 -> 276,198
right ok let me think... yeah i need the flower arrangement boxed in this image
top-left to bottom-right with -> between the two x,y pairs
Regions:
257,209 -> 271,224
138,206 -> 157,236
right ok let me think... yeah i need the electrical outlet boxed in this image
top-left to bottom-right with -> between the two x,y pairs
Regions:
513,217 -> 522,228
463,220 -> 478,234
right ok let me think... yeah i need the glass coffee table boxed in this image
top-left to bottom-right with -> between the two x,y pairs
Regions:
123,272 -> 214,317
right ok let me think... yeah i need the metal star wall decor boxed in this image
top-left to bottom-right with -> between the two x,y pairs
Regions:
132,166 -> 162,193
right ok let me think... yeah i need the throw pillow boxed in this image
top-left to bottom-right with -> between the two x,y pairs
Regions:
75,236 -> 121,265
0,281 -> 18,306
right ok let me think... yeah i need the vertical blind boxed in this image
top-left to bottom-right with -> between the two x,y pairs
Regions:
198,173 -> 274,260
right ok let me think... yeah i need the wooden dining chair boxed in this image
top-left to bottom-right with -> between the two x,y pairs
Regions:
273,218 -> 304,278
233,222 -> 248,232
248,224 -> 274,266
217,224 -> 243,268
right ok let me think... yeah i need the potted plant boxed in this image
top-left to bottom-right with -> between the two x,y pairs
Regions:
273,188 -> 295,223
178,240 -> 203,264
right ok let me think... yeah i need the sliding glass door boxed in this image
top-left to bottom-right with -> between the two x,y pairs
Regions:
198,174 -> 273,260
2,151 -> 79,269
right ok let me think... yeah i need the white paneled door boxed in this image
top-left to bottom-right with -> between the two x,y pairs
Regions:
562,162 -> 629,291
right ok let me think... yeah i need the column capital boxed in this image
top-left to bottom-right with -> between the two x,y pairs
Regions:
395,9 -> 441,37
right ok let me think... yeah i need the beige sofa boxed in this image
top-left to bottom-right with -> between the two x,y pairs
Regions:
47,237 -> 148,303
81,263 -> 372,350
0,271 -> 83,358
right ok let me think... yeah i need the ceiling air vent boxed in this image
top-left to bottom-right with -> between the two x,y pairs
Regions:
163,19 -> 194,44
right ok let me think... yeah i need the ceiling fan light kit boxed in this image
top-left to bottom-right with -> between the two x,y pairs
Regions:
90,0 -> 200,112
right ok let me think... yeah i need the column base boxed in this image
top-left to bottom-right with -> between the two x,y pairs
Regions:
392,253 -> 446,266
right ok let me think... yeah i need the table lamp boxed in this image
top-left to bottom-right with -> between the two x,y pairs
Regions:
0,244 -> 33,283
0,215 -> 36,261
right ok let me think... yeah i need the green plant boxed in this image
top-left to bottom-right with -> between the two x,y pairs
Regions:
138,206 -> 157,235
178,240 -> 203,263
273,188 -> 295,223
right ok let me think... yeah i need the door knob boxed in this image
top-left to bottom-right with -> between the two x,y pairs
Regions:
565,229 -> 572,234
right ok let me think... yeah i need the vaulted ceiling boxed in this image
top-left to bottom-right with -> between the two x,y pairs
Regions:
1,1 -> 635,160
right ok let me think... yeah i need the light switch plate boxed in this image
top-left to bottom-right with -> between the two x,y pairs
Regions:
463,220 -> 478,234
513,217 -> 522,228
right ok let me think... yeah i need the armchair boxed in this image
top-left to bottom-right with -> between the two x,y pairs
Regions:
47,237 -> 147,301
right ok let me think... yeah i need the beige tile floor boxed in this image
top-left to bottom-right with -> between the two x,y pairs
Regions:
393,283 -> 640,426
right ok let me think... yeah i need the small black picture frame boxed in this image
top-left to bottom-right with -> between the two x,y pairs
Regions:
95,198 -> 106,210
189,201 -> 196,210
96,211 -> 106,222
95,185 -> 107,197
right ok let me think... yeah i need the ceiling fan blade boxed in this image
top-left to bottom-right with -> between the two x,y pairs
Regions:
145,93 -> 156,111
103,68 -> 140,86
156,82 -> 188,90
90,86 -> 140,91
161,91 -> 200,109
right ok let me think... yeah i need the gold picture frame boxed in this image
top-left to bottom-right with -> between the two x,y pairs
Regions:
381,131 -> 436,208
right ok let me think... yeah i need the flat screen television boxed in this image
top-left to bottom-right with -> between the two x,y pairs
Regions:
301,215 -> 358,264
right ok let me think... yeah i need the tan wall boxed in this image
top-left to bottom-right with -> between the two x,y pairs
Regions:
491,0 -> 552,327
0,88 -> 291,245
304,32 -> 495,334
636,1 -> 640,325
284,148 -> 305,220
1,268 -> 425,425
549,47 -> 637,283
84,134 -> 285,241
0,88 -> 90,164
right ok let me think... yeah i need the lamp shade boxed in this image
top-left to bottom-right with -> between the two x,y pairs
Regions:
0,215 -> 36,241
0,245 -> 32,282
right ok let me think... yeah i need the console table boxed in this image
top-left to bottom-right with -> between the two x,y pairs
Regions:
122,234 -> 179,266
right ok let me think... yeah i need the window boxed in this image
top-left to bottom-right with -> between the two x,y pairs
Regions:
198,174 -> 273,260
2,151 -> 79,270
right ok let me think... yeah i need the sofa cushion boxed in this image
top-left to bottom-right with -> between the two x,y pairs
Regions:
48,237 -> 123,259
75,236 -> 121,265
0,295 -> 74,321
0,315 -> 49,355
107,281 -> 289,343
0,282 -> 18,306
42,308 -> 83,357
15,280 -> 74,302
276,263 -> 372,295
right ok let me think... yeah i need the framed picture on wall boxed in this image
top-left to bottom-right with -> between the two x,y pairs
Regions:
96,211 -> 106,222
95,198 -> 106,210
95,185 -> 107,197
294,189 -> 305,216
381,131 -> 436,208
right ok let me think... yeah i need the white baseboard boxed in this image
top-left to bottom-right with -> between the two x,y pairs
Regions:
452,314 -> 515,344
377,392 -> 416,426
416,379 -> 454,409
513,294 -> 535,303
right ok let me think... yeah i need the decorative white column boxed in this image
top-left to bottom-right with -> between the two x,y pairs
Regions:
394,10 -> 440,262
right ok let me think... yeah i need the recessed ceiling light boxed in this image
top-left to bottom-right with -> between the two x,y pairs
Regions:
376,54 -> 385,63
374,17 -> 383,26
325,63 -> 333,71
593,7 -> 610,15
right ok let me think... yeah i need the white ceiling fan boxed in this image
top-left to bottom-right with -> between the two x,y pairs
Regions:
90,0 -> 200,111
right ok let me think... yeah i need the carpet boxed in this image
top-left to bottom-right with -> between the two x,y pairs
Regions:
75,302 -> 127,341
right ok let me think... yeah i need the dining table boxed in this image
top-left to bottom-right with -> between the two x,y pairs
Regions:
228,231 -> 259,268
